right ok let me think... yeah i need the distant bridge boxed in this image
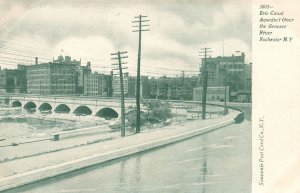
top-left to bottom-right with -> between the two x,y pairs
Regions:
0,94 -> 242,119
0,94 -> 140,119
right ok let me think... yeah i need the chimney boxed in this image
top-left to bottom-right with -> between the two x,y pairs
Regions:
35,57 -> 38,65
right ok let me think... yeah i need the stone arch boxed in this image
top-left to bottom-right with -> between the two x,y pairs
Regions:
38,103 -> 52,111
54,104 -> 71,114
95,107 -> 118,119
24,101 -> 37,109
73,106 -> 92,116
12,100 -> 22,107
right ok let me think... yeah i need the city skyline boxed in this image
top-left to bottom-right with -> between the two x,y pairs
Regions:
0,53 -> 251,103
0,0 -> 251,77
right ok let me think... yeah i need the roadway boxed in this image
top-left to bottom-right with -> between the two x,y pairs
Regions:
3,106 -> 251,193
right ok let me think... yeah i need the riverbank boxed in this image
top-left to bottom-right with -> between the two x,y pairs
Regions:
0,109 -> 240,192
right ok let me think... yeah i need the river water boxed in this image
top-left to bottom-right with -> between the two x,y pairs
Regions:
0,109 -> 107,143
4,115 -> 252,193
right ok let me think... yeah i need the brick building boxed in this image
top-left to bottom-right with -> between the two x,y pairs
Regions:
85,72 -> 110,96
26,56 -> 79,95
112,73 -> 129,97
199,52 -> 252,101
127,76 -> 149,99
78,62 -> 92,95
148,76 -> 198,100
0,65 -> 27,94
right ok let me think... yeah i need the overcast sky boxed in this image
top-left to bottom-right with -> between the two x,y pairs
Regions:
0,0 -> 252,77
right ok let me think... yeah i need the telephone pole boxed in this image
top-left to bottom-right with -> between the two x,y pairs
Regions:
199,48 -> 212,119
111,51 -> 128,137
132,15 -> 150,133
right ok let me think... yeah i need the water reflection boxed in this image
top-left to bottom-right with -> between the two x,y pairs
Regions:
201,137 -> 208,193
118,160 -> 126,192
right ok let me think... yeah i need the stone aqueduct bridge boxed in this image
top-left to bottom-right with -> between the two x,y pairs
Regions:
0,95 -> 141,118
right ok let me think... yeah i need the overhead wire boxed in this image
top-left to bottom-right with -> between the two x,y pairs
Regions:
0,40 -> 200,76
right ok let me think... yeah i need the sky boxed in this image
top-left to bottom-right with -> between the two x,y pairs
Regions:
0,0 -> 252,77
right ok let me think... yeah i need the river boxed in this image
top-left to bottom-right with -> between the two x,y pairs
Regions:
0,109 -> 108,143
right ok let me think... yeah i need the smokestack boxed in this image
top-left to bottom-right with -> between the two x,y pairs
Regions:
35,57 -> 38,65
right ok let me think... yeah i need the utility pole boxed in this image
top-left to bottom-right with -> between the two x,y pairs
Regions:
111,51 -> 128,137
132,15 -> 150,134
199,48 -> 212,119
181,71 -> 185,101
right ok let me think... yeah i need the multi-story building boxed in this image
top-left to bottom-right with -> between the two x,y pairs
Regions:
78,62 -> 92,95
127,76 -> 136,98
26,56 -> 78,95
16,65 -> 27,93
141,76 -> 149,99
1,56 -> 114,96
243,63 -> 252,92
148,76 -> 198,100
86,72 -> 110,96
149,76 -> 172,100
127,76 -> 149,99
112,73 -> 129,97
0,68 -> 15,94
181,76 -> 198,100
149,77 -> 158,99
0,65 -> 27,94
201,53 -> 245,88
198,52 -> 252,101
237,62 -> 252,102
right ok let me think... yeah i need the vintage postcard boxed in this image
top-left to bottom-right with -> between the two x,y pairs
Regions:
0,0 -> 298,193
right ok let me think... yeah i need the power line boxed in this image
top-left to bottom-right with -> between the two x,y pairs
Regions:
0,51 -> 51,61
0,40 -> 51,53
0,44 -> 51,56
0,55 -> 38,63
0,58 -> 34,65
140,65 -> 199,72
0,47 -> 52,59
0,61 -> 31,67
0,47 -> 200,74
